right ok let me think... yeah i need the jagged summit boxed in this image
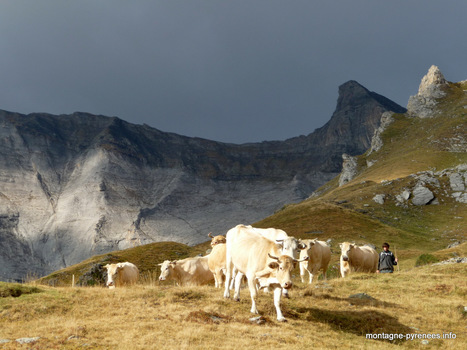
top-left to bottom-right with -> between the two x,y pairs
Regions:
310,80 -> 406,159
407,65 -> 449,118
418,65 -> 447,95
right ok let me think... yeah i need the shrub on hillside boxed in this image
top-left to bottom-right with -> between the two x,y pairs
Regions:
415,253 -> 439,267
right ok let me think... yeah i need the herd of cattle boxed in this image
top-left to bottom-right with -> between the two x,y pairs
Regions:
104,224 -> 379,321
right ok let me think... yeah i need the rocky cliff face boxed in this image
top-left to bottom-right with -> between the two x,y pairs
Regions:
0,81 -> 405,281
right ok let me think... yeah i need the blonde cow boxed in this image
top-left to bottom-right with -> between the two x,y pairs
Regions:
299,239 -> 331,284
339,242 -> 378,277
208,232 -> 226,247
158,256 -> 214,286
223,224 -> 308,322
207,233 -> 227,288
104,262 -> 139,288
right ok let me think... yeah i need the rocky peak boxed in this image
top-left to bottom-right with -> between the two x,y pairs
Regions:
312,80 -> 406,157
407,65 -> 449,118
418,65 -> 447,96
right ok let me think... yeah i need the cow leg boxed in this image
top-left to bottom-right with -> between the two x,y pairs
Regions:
322,264 -> 328,281
233,272 -> 243,301
229,267 -> 238,290
310,267 -> 319,284
303,266 -> 313,284
224,262 -> 232,298
273,286 -> 286,322
247,273 -> 258,314
299,261 -> 307,283
214,268 -> 223,288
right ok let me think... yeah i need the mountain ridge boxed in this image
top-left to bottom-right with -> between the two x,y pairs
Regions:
0,80 -> 405,281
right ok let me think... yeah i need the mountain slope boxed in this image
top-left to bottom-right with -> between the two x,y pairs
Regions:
256,67 -> 466,268
0,81 -> 404,281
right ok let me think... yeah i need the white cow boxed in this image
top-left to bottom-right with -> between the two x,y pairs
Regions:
299,239 -> 331,284
223,224 -> 308,321
247,225 -> 306,297
158,256 -> 214,286
339,242 -> 378,277
104,262 -> 139,288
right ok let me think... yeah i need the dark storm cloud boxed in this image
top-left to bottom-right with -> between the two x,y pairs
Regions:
0,1 -> 465,143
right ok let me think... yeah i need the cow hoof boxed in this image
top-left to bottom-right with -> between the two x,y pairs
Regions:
282,293 -> 290,299
277,317 -> 287,322
234,297 -> 240,302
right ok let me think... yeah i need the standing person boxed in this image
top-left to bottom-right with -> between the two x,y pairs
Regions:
377,242 -> 398,273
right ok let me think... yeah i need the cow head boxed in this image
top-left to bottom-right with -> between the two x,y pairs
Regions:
339,242 -> 355,262
208,232 -> 227,247
275,237 -> 306,260
301,239 -> 317,250
264,254 -> 309,290
104,263 -> 123,288
158,260 -> 176,281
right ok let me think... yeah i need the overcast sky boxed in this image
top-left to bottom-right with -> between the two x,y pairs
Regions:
0,1 -> 465,143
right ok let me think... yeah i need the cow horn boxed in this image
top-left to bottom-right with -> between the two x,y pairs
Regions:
275,239 -> 284,243
294,256 -> 309,263
208,232 -> 213,238
268,253 -> 280,261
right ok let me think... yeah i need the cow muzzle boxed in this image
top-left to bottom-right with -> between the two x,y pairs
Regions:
342,256 -> 349,262
282,281 -> 292,290
107,282 -> 114,288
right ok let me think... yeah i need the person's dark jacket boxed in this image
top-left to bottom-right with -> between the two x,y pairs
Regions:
378,250 -> 397,271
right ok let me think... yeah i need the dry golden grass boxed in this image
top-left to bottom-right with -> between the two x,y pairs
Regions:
1,263 -> 465,349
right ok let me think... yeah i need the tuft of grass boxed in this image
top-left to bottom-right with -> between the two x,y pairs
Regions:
0,282 -> 42,298
172,290 -> 205,302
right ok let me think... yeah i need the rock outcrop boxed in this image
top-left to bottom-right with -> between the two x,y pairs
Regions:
0,80 -> 406,281
407,65 -> 449,118
338,154 -> 358,186
368,111 -> 395,155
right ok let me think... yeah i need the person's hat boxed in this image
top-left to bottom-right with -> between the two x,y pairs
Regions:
382,242 -> 390,248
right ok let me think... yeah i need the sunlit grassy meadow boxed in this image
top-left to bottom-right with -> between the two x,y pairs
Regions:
1,262 -> 466,349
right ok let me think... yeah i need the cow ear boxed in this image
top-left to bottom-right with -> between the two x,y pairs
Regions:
104,264 -> 110,269
268,262 -> 280,269
157,263 -> 163,266
170,260 -> 177,265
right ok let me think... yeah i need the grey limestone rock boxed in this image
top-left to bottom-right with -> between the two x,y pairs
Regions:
372,194 -> 385,205
368,111 -> 394,155
339,153 -> 358,186
412,185 -> 434,206
449,173 -> 465,192
407,65 -> 448,118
